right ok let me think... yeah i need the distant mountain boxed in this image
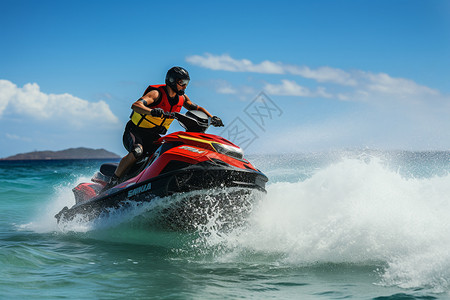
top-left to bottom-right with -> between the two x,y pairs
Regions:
0,147 -> 121,161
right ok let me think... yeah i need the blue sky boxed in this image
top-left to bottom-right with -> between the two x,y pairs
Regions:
1,0 -> 449,157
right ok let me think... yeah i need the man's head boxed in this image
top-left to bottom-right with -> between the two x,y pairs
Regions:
166,66 -> 190,95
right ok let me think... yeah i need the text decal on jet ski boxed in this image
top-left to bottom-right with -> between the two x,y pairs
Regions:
128,183 -> 152,198
179,146 -> 205,154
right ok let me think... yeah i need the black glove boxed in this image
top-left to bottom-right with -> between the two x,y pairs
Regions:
211,116 -> 224,127
150,108 -> 164,117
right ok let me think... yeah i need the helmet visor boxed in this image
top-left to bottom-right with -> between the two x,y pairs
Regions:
177,79 -> 190,87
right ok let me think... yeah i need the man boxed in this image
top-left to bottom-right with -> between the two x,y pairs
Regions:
104,66 -> 223,191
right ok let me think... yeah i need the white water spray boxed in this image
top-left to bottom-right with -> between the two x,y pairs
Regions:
200,156 -> 450,292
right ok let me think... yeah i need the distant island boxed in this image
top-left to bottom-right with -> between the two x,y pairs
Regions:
0,147 -> 121,161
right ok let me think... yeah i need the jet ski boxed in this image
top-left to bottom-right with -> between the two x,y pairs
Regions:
55,110 -> 268,226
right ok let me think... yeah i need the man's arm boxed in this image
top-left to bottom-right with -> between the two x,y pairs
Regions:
183,95 -> 223,127
183,94 -> 213,118
131,90 -> 160,115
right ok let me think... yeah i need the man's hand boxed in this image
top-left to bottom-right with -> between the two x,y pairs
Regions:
150,108 -> 164,117
211,116 -> 224,127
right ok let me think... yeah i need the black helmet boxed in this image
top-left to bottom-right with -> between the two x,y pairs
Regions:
165,66 -> 190,95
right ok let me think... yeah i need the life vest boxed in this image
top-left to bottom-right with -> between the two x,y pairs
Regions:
130,84 -> 184,130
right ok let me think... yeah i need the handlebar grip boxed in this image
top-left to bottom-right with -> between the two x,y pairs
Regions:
162,112 -> 176,119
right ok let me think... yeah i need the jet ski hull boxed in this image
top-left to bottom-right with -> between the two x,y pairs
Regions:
55,165 -> 267,223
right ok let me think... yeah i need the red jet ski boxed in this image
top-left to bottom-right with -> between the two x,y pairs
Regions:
55,111 -> 268,225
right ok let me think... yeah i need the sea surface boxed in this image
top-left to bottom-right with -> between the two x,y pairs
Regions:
1,151 -> 449,299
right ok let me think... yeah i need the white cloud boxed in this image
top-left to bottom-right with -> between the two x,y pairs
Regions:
264,80 -> 332,98
5,133 -> 32,142
200,79 -> 257,96
0,81 -> 14,116
187,53 -> 450,150
263,72 -> 444,105
187,53 -> 356,85
285,65 -> 357,86
217,86 -> 237,94
187,53 -> 444,104
333,71 -> 444,107
0,80 -> 119,128
186,53 -> 285,74
213,80 -> 238,94
363,72 -> 440,97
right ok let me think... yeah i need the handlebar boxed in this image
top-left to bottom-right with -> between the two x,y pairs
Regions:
164,111 -> 210,133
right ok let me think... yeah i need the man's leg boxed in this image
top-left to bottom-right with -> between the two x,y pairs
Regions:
102,144 -> 142,192
114,151 -> 137,179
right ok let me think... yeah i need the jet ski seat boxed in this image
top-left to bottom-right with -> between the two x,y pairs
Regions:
100,163 -> 118,177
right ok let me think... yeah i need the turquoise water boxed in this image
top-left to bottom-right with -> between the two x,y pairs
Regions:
1,152 -> 449,299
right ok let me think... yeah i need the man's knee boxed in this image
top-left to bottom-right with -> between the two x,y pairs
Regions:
131,144 -> 143,159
